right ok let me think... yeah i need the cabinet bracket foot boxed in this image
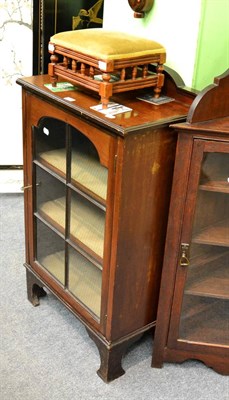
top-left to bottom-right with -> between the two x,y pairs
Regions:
26,268 -> 46,306
86,328 -> 142,382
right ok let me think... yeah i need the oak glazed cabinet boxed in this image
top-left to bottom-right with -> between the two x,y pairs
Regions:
152,70 -> 229,375
17,68 -> 195,382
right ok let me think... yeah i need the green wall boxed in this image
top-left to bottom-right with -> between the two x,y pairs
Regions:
192,0 -> 229,90
103,0 -> 201,87
103,0 -> 228,91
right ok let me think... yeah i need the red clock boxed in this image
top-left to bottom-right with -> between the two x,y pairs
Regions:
128,0 -> 154,18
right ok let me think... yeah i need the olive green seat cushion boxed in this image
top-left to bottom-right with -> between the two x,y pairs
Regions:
50,28 -> 166,61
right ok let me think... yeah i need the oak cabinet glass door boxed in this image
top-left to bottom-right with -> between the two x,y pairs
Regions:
33,117 -> 109,320
169,140 -> 229,347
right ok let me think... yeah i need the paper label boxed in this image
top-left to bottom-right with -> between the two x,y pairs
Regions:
43,127 -> 49,136
63,97 -> 76,102
48,43 -> 55,52
98,61 -> 107,71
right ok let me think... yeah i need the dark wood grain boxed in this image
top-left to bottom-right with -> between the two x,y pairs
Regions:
17,69 -> 195,381
152,69 -> 229,375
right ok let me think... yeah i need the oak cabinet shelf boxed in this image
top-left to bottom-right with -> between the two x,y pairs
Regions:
17,69 -> 195,382
38,194 -> 105,260
38,147 -> 108,202
34,114 -> 109,205
179,298 -> 228,345
199,152 -> 229,193
40,248 -> 102,318
184,259 -> 229,299
199,181 -> 229,193
193,218 -> 229,247
152,69 -> 229,375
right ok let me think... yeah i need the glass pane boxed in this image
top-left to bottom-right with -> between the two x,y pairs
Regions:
36,219 -> 65,285
68,246 -> 102,318
71,129 -> 108,201
36,166 -> 66,234
34,117 -> 66,176
180,296 -> 228,344
199,152 -> 229,193
70,190 -> 105,259
179,152 -> 229,346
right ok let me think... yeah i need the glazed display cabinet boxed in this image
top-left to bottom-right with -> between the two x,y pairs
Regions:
17,69 -> 195,382
152,70 -> 229,375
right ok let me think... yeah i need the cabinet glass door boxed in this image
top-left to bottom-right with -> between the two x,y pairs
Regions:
70,131 -> 108,203
32,117 -> 111,321
34,117 -> 67,177
68,246 -> 102,318
69,190 -> 105,261
36,219 -> 66,285
169,140 -> 229,347
35,166 -> 66,234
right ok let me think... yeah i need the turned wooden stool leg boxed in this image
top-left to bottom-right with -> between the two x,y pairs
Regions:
99,74 -> 113,109
154,63 -> 165,98
26,269 -> 46,307
48,54 -> 59,87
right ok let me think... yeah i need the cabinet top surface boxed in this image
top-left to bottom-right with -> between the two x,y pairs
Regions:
171,116 -> 229,135
17,74 -> 191,136
171,69 -> 229,135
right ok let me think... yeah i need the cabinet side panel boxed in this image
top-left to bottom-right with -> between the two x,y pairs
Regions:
108,127 -> 177,340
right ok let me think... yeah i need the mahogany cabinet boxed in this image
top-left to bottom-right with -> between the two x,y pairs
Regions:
17,70 -> 194,382
152,70 -> 229,375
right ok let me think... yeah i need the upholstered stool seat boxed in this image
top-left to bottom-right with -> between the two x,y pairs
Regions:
48,29 -> 166,108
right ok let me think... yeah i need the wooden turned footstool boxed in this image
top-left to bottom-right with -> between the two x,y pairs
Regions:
48,29 -> 166,108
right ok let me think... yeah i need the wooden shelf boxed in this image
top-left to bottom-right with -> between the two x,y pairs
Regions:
38,195 -> 105,260
38,197 -> 66,235
199,180 -> 229,193
38,148 -> 108,201
179,299 -> 229,345
190,245 -> 229,267
40,250 -> 65,285
199,152 -> 229,193
38,148 -> 66,178
185,262 -> 229,299
70,193 -> 105,260
69,248 -> 102,318
193,218 -> 229,247
71,149 -> 108,201
40,250 -> 102,318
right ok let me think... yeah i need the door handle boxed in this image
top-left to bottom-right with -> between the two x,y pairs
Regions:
180,243 -> 190,266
